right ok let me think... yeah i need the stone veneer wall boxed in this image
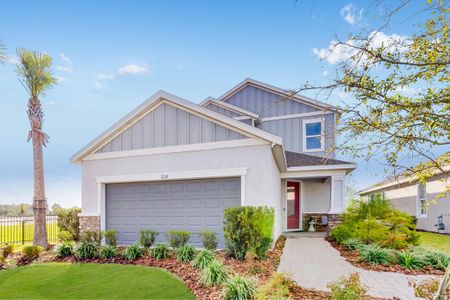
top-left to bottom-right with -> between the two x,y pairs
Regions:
303,213 -> 342,233
79,216 -> 101,235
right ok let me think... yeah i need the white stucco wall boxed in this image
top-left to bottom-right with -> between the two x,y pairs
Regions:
302,179 -> 331,213
80,143 -> 283,239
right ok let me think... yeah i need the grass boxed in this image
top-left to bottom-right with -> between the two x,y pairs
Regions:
0,263 -> 195,299
418,231 -> 450,255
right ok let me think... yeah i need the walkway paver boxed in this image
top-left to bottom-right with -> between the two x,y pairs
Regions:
278,236 -> 437,299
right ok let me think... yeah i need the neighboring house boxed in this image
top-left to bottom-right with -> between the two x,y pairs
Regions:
359,161 -> 450,234
71,78 -> 356,246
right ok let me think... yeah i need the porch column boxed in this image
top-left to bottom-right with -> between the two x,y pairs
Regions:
329,175 -> 345,214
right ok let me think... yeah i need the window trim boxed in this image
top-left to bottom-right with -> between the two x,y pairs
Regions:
302,118 -> 324,152
416,182 -> 428,218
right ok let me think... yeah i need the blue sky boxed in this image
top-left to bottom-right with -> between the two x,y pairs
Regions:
0,0 -> 439,207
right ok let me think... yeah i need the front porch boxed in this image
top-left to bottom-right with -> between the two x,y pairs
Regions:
280,170 -> 349,233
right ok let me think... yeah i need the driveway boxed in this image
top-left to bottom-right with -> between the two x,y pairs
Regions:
278,234 -> 437,299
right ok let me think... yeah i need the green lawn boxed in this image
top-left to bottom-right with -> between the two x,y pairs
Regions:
0,263 -> 195,299
418,231 -> 450,255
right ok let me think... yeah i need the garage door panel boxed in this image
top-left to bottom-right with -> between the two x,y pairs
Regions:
106,178 -> 240,246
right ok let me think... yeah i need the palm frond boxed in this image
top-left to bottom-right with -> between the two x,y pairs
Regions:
16,48 -> 57,98
0,37 -> 6,64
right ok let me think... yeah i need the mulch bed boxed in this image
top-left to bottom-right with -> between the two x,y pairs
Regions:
328,238 -> 445,276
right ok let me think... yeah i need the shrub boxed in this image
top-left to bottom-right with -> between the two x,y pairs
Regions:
123,243 -> 144,261
410,247 -> 449,270
55,243 -> 73,258
359,245 -> 391,265
222,275 -> 255,300
22,245 -> 43,260
355,218 -> 389,244
200,259 -> 228,286
151,243 -> 170,261
192,249 -> 215,270
1,244 -> 14,258
255,272 -> 291,300
200,230 -> 218,250
80,230 -> 101,245
396,251 -> 424,270
75,242 -> 98,259
139,229 -> 158,248
99,245 -> 119,259
58,230 -> 74,243
327,273 -> 367,300
103,229 -> 118,247
342,238 -> 364,251
176,244 -> 195,262
330,224 -> 355,243
56,207 -> 81,241
165,230 -> 191,248
223,206 -> 274,260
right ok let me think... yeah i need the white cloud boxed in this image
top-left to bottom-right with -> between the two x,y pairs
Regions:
56,53 -> 73,73
55,76 -> 67,83
5,54 -> 18,64
94,64 -> 150,81
93,81 -> 109,91
118,64 -> 149,75
340,3 -> 356,25
322,70 -> 329,76
313,31 -> 410,65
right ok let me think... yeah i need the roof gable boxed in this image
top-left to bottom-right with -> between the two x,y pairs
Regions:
71,91 -> 282,163
218,78 -> 341,116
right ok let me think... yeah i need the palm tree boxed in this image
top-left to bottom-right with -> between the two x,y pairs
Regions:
16,49 -> 56,247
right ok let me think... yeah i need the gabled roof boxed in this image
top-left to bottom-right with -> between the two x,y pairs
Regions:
200,97 -> 260,119
217,78 -> 342,113
70,90 -> 283,164
285,151 -> 354,167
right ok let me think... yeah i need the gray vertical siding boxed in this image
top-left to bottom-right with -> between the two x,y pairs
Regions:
205,103 -> 241,118
97,103 -> 247,153
259,113 -> 335,156
224,85 -> 320,117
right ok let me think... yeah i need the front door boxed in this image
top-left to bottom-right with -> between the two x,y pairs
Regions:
287,181 -> 300,230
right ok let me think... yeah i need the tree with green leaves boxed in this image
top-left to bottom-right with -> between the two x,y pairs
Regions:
16,49 -> 57,247
298,1 -> 449,189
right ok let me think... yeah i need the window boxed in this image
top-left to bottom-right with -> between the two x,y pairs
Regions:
417,183 -> 427,217
303,118 -> 324,151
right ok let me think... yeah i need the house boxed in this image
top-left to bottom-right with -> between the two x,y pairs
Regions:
71,78 -> 356,246
359,158 -> 450,234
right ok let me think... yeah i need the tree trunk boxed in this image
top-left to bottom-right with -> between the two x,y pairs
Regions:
28,97 -> 48,247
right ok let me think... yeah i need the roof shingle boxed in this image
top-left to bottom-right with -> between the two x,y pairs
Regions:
285,151 -> 353,167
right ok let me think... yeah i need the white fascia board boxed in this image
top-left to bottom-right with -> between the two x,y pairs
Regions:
281,169 -> 348,179
261,111 -> 333,122
96,167 -> 248,184
71,90 -> 282,164
83,138 -> 268,161
217,78 -> 342,113
201,98 -> 260,119
286,164 -> 357,172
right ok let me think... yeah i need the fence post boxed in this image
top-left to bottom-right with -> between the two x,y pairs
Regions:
22,220 -> 25,245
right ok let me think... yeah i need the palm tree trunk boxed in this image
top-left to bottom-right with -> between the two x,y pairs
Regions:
28,97 -> 48,247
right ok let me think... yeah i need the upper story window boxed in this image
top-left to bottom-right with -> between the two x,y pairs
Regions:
417,182 -> 427,217
303,118 -> 324,152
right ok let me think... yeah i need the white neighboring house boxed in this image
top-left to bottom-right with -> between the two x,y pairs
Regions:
359,162 -> 450,234
71,78 -> 356,246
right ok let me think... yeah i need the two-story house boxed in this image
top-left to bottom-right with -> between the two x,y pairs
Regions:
71,78 -> 356,246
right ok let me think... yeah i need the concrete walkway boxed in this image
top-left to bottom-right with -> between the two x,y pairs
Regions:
278,235 -> 437,299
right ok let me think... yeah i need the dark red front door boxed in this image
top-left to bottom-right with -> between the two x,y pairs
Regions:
287,181 -> 300,230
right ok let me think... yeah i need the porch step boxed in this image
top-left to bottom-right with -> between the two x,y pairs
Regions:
283,231 -> 326,239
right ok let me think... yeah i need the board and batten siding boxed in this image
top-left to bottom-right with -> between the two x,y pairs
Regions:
97,103 -> 247,153
259,113 -> 335,156
204,103 -> 242,118
224,85 -> 320,118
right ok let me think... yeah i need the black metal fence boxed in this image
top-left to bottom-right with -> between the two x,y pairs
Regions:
0,215 -> 59,245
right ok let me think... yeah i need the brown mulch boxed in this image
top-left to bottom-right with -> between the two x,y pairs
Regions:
328,238 -> 445,276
